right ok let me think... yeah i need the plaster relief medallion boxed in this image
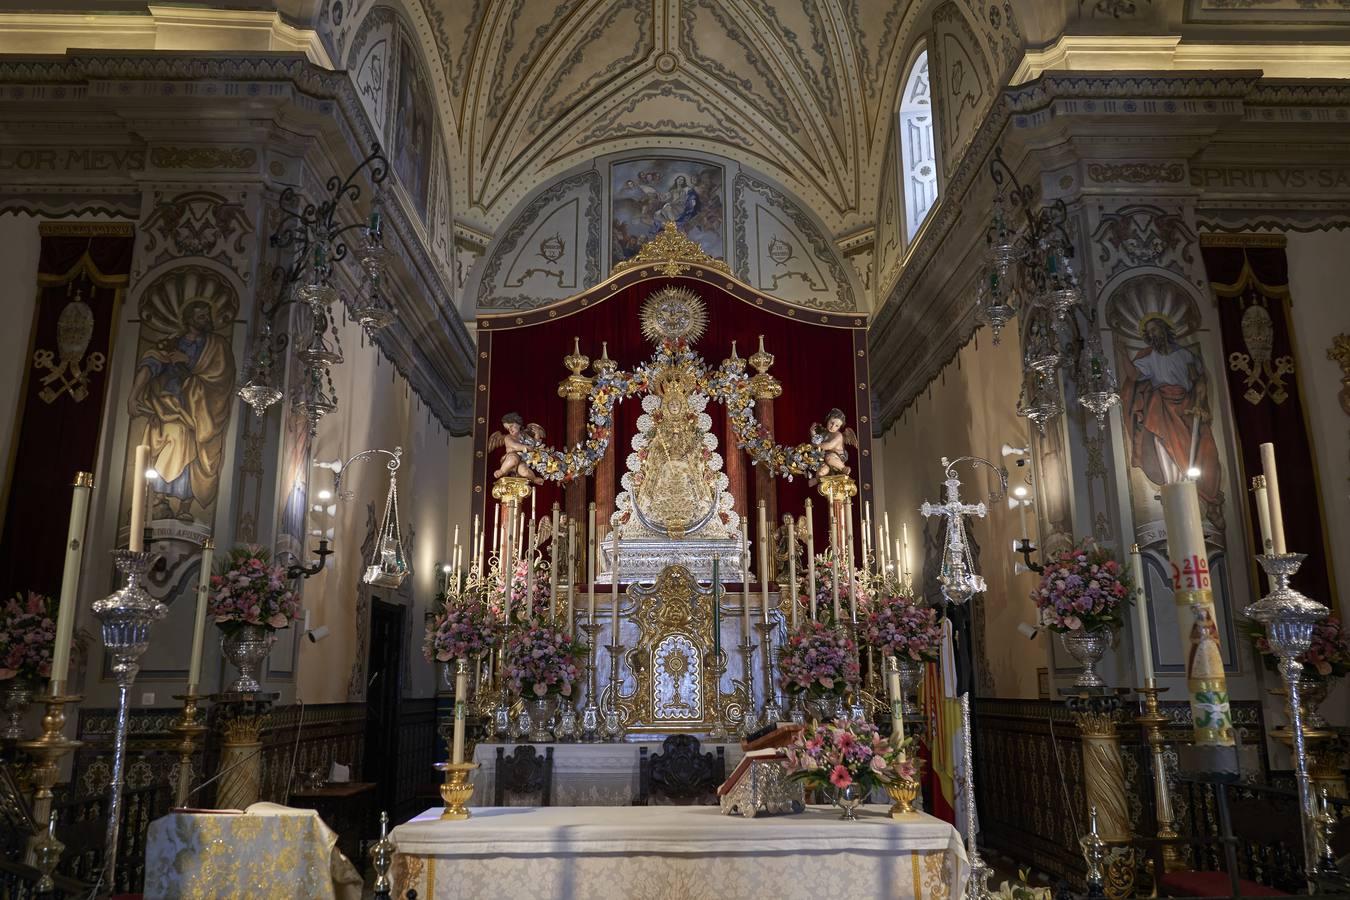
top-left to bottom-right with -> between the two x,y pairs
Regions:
766,235 -> 794,265
538,232 -> 565,263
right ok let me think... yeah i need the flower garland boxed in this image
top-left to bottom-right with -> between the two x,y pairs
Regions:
516,339 -> 836,483
424,600 -> 501,663
209,545 -> 301,634
1031,539 -> 1131,634
503,624 -> 587,698
1243,614 -> 1350,681
0,591 -> 61,682
784,718 -> 915,793
864,593 -> 943,663
777,620 -> 860,697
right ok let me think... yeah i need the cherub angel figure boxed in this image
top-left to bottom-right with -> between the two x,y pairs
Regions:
488,412 -> 546,484
809,408 -> 858,479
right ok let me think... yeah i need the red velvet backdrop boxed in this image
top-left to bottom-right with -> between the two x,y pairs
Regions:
0,223 -> 134,599
1200,239 -> 1335,607
477,275 -> 866,585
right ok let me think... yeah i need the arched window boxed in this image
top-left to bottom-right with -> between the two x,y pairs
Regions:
899,49 -> 938,241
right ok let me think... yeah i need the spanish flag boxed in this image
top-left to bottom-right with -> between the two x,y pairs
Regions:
921,618 -> 962,825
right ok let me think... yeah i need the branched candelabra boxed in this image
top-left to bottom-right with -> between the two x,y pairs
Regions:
1245,552 -> 1330,888
92,549 -> 167,892
738,635 -> 758,738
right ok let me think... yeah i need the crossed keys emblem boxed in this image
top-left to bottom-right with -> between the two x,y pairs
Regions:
32,287 -> 105,404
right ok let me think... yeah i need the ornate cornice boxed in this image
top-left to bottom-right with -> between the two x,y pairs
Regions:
610,221 -> 732,278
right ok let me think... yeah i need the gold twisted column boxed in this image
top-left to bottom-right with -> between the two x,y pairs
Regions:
213,696 -> 273,810
1068,692 -> 1134,899
749,336 -> 781,528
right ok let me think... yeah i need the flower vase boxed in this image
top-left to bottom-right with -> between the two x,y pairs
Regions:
1060,628 -> 1112,688
887,779 -> 920,817
529,696 -> 555,743
811,692 -> 841,724
833,782 -> 867,821
221,624 -> 277,693
1,679 -> 33,741
897,659 -> 922,715
1299,677 -> 1333,729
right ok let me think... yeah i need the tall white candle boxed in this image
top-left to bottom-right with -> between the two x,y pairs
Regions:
567,518 -> 577,627
186,538 -> 213,694
757,501 -> 770,624
129,444 -> 149,552
611,528 -> 622,636
844,499 -> 857,624
887,657 -> 904,742
492,504 -> 501,558
525,514 -> 537,618
881,511 -> 892,576
452,661 -> 468,764
805,499 -> 817,620
549,503 -> 561,623
587,502 -> 597,620
1130,543 -> 1154,686
786,515 -> 798,630
901,521 -> 911,580
501,505 -> 516,625
1251,477 -> 1273,554
740,522 -> 751,636
49,472 -> 93,688
471,513 -> 481,574
829,505 -> 842,623
1258,443 -> 1287,554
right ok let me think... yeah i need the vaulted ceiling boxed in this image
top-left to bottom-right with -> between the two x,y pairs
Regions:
407,0 -> 927,235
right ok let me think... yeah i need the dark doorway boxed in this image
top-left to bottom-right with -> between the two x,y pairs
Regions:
364,598 -> 405,815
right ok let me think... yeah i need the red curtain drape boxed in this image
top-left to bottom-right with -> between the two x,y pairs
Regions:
0,222 -> 134,599
479,276 -> 863,581
1200,238 -> 1335,607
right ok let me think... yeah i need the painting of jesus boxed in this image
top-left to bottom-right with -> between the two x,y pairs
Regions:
611,159 -> 724,264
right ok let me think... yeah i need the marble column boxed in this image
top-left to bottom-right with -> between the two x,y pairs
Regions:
558,339 -> 591,583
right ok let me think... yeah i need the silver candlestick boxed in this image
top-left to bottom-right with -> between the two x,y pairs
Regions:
755,621 -> 782,725
705,649 -> 730,741
1245,552 -> 1329,890
92,549 -> 166,892
960,691 -> 993,899
580,621 -> 602,742
738,636 -> 759,738
600,642 -> 627,741
491,642 -> 511,741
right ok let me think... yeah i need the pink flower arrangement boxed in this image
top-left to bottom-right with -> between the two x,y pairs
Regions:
785,717 -> 916,793
489,558 -> 551,624
208,546 -> 301,634
1248,614 -> 1350,680
424,600 -> 501,663
777,620 -> 860,697
1031,540 -> 1131,634
503,623 -> 586,698
0,591 -> 63,682
863,593 -> 943,662
804,552 -> 870,623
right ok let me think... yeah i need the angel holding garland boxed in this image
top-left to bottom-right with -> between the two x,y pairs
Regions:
488,412 -> 547,484
809,408 -> 858,480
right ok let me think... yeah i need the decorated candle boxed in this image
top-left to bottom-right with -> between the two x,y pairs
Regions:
1258,443 -> 1286,554
1251,475 -> 1274,555
186,538 -> 213,694
805,498 -> 817,620
1161,481 -> 1235,756
49,472 -> 93,688
1130,543 -> 1154,687
587,502 -> 597,621
549,503 -> 561,622
129,444 -> 149,552
887,656 -> 904,743
452,660 -> 468,764
786,515 -> 798,630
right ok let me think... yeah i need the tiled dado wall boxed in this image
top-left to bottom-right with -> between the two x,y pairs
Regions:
971,698 -> 1269,884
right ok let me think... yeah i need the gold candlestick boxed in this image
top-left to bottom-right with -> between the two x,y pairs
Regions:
168,693 -> 208,808
18,685 -> 83,836
436,761 -> 479,820
1134,685 -> 1182,873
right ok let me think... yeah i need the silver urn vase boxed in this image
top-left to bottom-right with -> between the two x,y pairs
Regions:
1,678 -> 33,740
529,696 -> 555,743
832,781 -> 867,821
221,624 -> 277,693
1060,628 -> 1113,688
897,659 -> 923,715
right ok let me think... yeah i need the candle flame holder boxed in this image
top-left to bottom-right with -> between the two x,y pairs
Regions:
435,761 -> 479,820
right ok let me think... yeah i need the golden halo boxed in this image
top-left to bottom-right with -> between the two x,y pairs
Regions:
1136,311 -> 1177,338
640,286 -> 707,346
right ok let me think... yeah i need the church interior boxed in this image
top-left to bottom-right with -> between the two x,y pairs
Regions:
1,1 -> 1349,898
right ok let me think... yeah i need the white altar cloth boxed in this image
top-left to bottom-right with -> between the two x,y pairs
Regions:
392,804 -> 968,899
472,741 -> 747,806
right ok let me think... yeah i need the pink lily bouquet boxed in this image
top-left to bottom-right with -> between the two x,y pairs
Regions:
1031,540 -> 1131,634
490,557 -> 552,624
208,545 -> 301,635
806,552 -> 871,623
0,591 -> 62,682
777,620 -> 860,698
863,593 -> 943,663
503,623 -> 587,699
424,600 -> 501,663
785,717 -> 918,795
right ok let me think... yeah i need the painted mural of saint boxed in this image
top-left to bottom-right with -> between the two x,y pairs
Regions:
1121,316 -> 1223,526
655,175 -> 700,229
127,300 -> 235,521
1186,604 -> 1224,681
